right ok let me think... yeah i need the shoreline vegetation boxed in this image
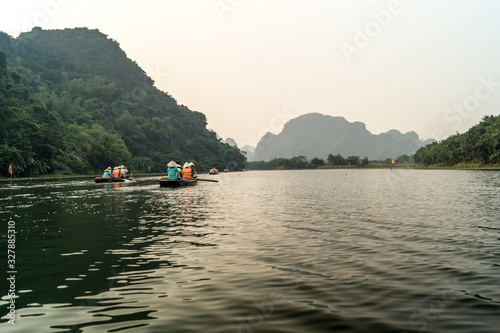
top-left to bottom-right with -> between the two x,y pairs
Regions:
3,110 -> 500,181
2,162 -> 499,182
245,152 -> 500,171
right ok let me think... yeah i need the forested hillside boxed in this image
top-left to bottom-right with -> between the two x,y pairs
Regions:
0,27 -> 245,177
413,115 -> 500,166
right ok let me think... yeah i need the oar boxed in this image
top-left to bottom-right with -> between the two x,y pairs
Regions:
138,178 -> 164,186
196,178 -> 219,183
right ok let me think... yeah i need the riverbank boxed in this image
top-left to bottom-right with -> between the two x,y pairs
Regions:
3,164 -> 499,182
413,162 -> 500,170
270,163 -> 500,171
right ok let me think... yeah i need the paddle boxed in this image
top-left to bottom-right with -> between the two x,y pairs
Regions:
138,178 -> 164,186
196,178 -> 219,183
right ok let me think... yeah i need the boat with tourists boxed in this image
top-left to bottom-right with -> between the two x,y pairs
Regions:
94,177 -> 125,183
94,166 -> 133,183
157,160 -> 199,187
209,167 -> 219,175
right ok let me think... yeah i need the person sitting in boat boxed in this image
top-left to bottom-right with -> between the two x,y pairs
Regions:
120,165 -> 128,179
175,160 -> 183,173
181,162 -> 195,179
102,168 -> 115,179
167,160 -> 180,180
112,167 -> 121,178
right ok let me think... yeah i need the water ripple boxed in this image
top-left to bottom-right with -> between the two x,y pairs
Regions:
1,171 -> 499,332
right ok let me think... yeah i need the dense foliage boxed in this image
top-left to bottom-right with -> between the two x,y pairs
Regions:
0,50 -> 63,176
247,155 -> 368,170
246,153 -> 415,170
0,28 -> 245,176
413,115 -> 500,166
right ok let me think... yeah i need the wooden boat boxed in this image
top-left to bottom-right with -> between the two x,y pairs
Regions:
159,178 -> 198,187
208,168 -> 219,175
94,177 -> 125,183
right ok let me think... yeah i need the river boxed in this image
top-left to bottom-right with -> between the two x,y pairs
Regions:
1,169 -> 499,332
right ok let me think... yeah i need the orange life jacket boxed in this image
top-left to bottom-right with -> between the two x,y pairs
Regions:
181,167 -> 192,179
113,169 -> 120,178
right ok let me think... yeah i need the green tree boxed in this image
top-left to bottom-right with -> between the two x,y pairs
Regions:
397,154 -> 409,164
346,155 -> 360,166
327,153 -> 346,166
310,157 -> 325,167
413,116 -> 500,166
65,124 -> 131,172
222,145 -> 247,171
0,50 -> 6,78
127,155 -> 154,173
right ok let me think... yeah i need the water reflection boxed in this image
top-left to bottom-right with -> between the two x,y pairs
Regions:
0,179 -> 214,332
1,171 -> 499,333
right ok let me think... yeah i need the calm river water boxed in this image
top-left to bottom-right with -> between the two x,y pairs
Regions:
1,169 -> 499,333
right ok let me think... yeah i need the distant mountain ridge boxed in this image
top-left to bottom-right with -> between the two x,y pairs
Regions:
250,113 -> 434,161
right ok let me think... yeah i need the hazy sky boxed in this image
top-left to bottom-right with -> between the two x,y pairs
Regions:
2,0 -> 500,147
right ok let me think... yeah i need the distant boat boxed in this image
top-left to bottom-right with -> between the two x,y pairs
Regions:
223,168 -> 229,172
94,177 -> 125,183
209,168 -> 219,175
159,179 -> 198,187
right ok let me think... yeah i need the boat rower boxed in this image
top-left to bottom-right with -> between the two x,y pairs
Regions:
102,168 -> 115,179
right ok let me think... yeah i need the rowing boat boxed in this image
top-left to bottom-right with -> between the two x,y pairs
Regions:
159,178 -> 198,187
94,177 -> 128,183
